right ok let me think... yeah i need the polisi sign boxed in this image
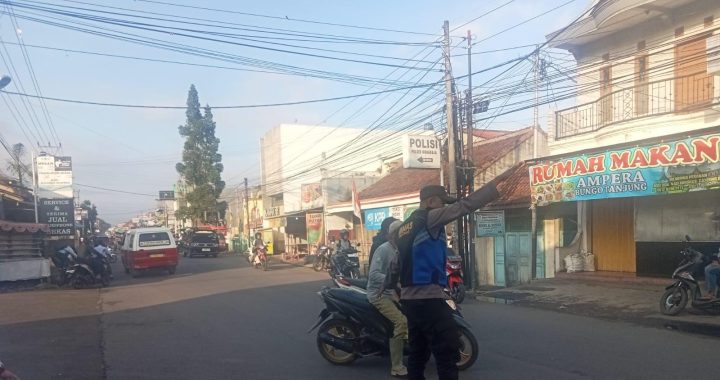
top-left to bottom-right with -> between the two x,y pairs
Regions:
402,134 -> 441,169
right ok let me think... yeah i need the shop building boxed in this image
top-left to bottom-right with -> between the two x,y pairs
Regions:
537,0 -> 720,277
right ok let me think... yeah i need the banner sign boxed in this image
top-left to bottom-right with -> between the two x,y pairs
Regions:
38,198 -> 75,238
529,133 -> 720,205
306,212 -> 323,245
476,210 -> 505,236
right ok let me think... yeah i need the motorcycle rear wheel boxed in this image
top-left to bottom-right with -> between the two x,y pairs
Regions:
659,287 -> 688,316
457,326 -> 479,371
316,319 -> 358,365
452,284 -> 467,304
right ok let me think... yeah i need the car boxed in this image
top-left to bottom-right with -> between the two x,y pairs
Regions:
183,230 -> 221,258
121,227 -> 178,277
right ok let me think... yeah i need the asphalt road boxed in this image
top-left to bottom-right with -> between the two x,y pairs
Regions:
2,255 -> 719,379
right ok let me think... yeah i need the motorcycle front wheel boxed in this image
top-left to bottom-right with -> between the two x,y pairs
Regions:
316,319 -> 358,365
659,286 -> 688,316
457,326 -> 479,371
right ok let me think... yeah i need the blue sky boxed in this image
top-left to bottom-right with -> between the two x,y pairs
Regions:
0,0 -> 589,223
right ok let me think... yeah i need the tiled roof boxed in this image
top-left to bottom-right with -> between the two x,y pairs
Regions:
486,161 -> 531,207
359,167 -> 439,200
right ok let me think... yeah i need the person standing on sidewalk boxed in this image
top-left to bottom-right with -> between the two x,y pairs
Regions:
367,219 -> 407,377
396,172 -> 507,380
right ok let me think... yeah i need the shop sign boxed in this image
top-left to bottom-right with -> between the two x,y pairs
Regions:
364,207 -> 389,231
402,134 -> 441,169
529,133 -> 720,205
38,198 -> 75,238
265,206 -> 282,218
476,210 -> 505,237
306,212 -> 323,244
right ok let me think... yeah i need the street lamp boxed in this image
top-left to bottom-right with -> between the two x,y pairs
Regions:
0,75 -> 12,90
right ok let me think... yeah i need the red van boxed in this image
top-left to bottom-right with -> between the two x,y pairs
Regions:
121,227 -> 178,277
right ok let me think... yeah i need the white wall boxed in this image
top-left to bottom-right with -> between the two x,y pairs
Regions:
550,0 -> 720,155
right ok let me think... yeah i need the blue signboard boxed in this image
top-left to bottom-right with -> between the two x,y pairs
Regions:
529,133 -> 720,205
364,207 -> 389,230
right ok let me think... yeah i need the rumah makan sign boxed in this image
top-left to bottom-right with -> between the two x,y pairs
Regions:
529,133 -> 720,205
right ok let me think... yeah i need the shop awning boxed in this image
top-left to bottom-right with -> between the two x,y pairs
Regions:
0,220 -> 50,233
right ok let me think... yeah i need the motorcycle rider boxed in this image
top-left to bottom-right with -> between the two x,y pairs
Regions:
251,232 -> 265,265
395,169 -> 510,380
369,217 -> 398,265
367,220 -> 407,377
93,239 -> 113,279
336,229 -> 353,252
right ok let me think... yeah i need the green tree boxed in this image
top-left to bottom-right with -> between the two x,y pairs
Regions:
176,85 -> 225,224
5,143 -> 30,186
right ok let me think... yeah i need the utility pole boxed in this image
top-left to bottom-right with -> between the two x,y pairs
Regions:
30,151 -> 38,223
244,177 -> 250,242
443,20 -> 458,199
465,29 -> 476,290
443,20 -> 461,255
530,46 -> 541,280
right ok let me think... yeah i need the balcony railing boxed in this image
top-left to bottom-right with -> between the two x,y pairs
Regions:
555,74 -> 715,140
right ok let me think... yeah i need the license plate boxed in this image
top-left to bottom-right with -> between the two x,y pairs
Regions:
202,248 -> 211,252
150,253 -> 164,258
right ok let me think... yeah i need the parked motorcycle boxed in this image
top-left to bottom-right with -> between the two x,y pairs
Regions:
69,249 -> 112,289
50,246 -> 79,286
446,255 -> 466,304
308,286 -> 478,370
313,245 -> 332,272
659,235 -> 720,315
329,247 -> 361,280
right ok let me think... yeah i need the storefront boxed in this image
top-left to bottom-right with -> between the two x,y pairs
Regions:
530,130 -> 720,276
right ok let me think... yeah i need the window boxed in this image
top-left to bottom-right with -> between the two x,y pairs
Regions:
674,36 -> 714,111
138,232 -> 172,247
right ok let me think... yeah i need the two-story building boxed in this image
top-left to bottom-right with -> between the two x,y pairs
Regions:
537,0 -> 720,277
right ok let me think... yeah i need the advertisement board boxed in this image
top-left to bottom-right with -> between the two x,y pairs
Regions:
36,155 -> 73,198
38,198 -> 75,239
306,212 -> 323,245
158,191 -> 175,200
363,204 -> 420,230
529,133 -> 720,206
301,183 -> 323,210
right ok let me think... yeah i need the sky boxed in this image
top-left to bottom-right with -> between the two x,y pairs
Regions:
0,0 -> 590,224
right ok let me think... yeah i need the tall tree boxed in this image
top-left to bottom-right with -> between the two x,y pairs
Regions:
5,143 -> 29,186
176,85 -> 225,224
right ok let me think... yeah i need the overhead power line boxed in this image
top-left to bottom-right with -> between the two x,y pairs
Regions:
0,80 -> 442,109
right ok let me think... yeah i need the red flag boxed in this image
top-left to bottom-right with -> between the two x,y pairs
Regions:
351,181 -> 362,219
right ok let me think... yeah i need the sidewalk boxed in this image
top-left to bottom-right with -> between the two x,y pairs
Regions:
476,275 -> 720,337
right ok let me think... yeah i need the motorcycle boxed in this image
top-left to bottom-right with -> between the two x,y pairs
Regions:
308,286 -> 478,371
252,247 -> 269,271
69,249 -> 112,289
50,246 -> 79,286
659,235 -> 720,315
313,245 -> 332,272
446,255 -> 466,304
329,247 -> 361,280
